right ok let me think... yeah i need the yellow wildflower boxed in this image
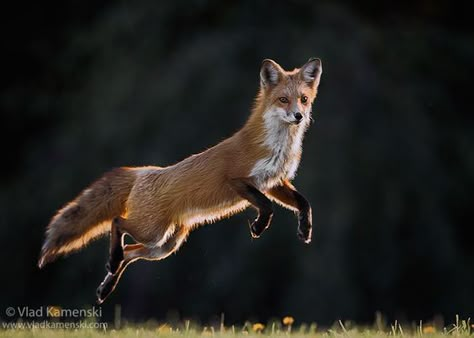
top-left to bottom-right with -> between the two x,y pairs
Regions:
252,323 -> 265,332
422,325 -> 436,334
282,316 -> 294,326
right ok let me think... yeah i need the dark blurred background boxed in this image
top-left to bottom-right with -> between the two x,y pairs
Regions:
1,0 -> 472,327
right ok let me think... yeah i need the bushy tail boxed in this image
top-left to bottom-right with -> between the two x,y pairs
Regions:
38,167 -> 136,268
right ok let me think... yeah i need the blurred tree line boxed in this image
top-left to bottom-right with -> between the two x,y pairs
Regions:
1,0 -> 472,326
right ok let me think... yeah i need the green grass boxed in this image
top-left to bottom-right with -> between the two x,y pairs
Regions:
1,317 -> 472,337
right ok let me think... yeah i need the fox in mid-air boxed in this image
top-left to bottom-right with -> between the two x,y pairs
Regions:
38,57 -> 323,303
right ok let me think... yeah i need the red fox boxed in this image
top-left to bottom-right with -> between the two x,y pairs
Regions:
38,58 -> 323,303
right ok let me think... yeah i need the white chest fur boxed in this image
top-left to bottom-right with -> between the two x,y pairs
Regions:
250,110 -> 306,190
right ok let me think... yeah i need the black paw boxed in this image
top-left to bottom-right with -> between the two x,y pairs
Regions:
249,220 -> 268,239
96,273 -> 116,304
297,226 -> 312,244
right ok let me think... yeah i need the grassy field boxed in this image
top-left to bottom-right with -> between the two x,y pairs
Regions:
1,317 -> 473,338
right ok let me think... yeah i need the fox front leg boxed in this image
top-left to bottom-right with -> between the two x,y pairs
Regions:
266,180 -> 312,244
230,179 -> 274,238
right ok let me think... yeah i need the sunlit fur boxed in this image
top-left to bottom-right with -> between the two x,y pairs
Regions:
38,58 -> 322,268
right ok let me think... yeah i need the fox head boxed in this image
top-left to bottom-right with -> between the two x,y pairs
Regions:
258,58 -> 322,126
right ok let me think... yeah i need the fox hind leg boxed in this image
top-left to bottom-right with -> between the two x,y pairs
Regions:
106,217 -> 125,274
96,225 -> 188,304
97,243 -> 145,304
105,215 -> 168,274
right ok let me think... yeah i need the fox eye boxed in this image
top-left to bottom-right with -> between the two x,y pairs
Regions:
301,95 -> 308,104
278,97 -> 289,103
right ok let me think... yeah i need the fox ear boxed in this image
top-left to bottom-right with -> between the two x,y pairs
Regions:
260,59 -> 283,88
300,57 -> 322,87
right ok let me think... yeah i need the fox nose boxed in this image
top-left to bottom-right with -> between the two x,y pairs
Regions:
294,112 -> 303,122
